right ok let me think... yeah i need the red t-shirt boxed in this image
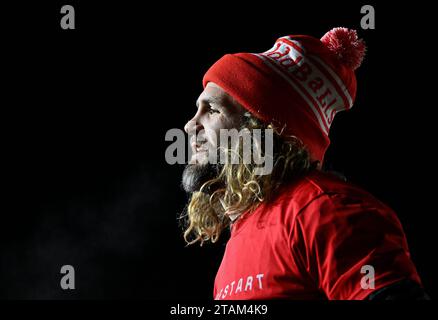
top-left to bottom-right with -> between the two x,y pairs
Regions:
213,170 -> 422,300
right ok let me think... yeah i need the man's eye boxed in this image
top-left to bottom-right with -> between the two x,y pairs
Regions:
208,107 -> 220,114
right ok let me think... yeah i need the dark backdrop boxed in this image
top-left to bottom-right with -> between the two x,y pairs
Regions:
1,1 -> 435,299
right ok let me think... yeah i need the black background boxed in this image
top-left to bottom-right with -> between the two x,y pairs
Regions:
1,1 -> 436,301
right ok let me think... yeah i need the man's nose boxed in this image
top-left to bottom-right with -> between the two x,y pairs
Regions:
184,118 -> 203,135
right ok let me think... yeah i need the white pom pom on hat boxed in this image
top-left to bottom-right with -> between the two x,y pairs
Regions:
321,27 -> 366,71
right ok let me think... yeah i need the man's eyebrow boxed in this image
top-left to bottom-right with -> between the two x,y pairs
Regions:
196,96 -> 224,108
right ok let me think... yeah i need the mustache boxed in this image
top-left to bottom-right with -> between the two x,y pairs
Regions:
190,136 -> 208,150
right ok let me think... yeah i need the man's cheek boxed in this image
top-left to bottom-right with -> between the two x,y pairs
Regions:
205,128 -> 220,148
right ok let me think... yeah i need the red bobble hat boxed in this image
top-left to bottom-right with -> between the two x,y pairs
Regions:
203,27 -> 366,164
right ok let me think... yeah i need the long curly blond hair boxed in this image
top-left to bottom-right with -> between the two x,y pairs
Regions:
180,115 -> 318,246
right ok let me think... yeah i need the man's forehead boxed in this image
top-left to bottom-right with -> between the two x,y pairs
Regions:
196,84 -> 229,107
196,83 -> 247,114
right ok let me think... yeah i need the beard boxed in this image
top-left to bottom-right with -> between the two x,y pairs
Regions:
181,163 -> 222,194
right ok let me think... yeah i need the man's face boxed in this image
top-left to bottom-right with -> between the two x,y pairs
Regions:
182,82 -> 245,193
184,82 -> 245,165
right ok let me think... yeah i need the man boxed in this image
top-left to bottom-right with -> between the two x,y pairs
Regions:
180,28 -> 428,300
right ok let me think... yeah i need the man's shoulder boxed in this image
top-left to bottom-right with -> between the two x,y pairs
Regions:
273,169 -> 374,210
261,169 -> 395,233
255,170 -> 396,239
